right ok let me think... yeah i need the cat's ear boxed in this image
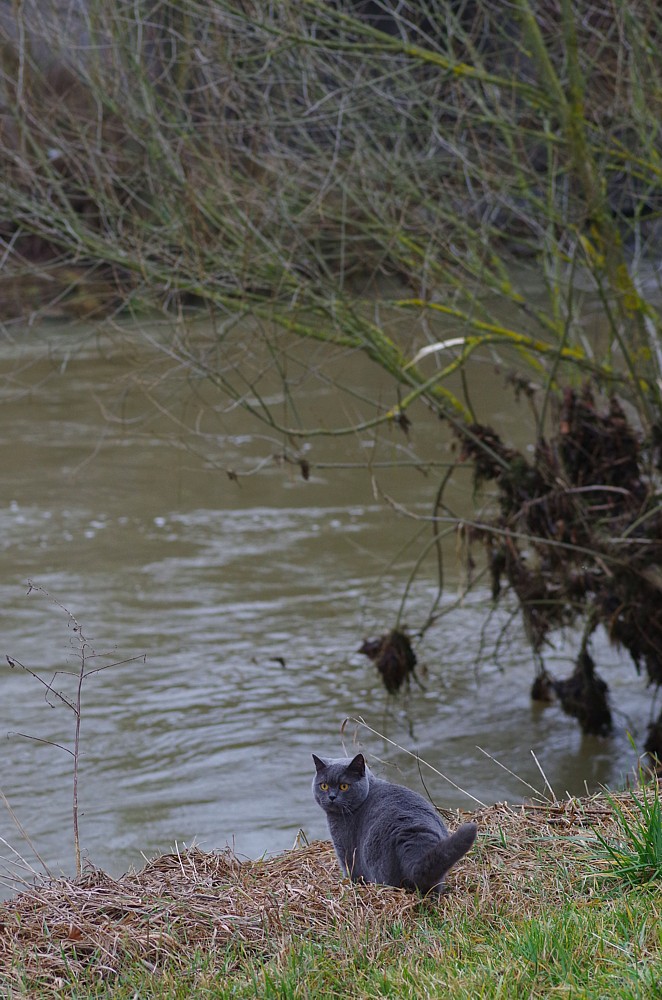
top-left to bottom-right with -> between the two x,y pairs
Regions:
312,754 -> 327,772
347,753 -> 366,776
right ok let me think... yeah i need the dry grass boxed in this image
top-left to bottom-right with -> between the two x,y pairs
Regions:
0,792 -> 643,991
0,840 -> 419,988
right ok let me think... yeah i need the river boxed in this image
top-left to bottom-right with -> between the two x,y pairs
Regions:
0,317 -> 653,896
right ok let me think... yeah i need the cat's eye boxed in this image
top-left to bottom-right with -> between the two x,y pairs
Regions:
339,782 -> 349,791
319,782 -> 329,791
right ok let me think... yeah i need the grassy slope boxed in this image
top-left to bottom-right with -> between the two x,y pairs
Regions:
1,794 -> 661,998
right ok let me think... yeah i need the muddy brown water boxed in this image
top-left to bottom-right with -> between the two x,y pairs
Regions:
0,318 -> 654,896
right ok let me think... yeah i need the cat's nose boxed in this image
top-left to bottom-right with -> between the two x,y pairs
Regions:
328,790 -> 337,801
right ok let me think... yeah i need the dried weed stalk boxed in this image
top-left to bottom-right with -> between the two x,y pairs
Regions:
5,583 -> 145,879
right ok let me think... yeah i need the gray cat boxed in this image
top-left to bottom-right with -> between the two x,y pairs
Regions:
312,752 -> 477,895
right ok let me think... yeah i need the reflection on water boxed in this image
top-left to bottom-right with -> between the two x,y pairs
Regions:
0,324 -> 654,895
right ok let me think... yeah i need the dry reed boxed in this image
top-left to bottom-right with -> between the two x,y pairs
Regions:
0,792 -> 638,989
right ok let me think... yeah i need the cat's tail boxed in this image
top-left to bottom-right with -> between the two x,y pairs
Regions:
411,822 -> 478,894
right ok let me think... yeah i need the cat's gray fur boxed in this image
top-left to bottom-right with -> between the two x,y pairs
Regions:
312,752 -> 477,895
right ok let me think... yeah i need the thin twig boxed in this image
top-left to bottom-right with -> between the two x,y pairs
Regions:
343,717 -> 487,807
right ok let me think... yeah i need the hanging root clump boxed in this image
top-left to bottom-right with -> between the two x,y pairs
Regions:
461,383 -> 662,746
359,629 -> 418,694
552,648 -> 612,736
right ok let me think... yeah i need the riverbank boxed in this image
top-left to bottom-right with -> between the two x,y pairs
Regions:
1,792 -> 660,997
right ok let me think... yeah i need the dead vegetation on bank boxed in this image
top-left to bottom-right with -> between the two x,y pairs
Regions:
0,792 -> 645,990
459,384 -> 662,752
